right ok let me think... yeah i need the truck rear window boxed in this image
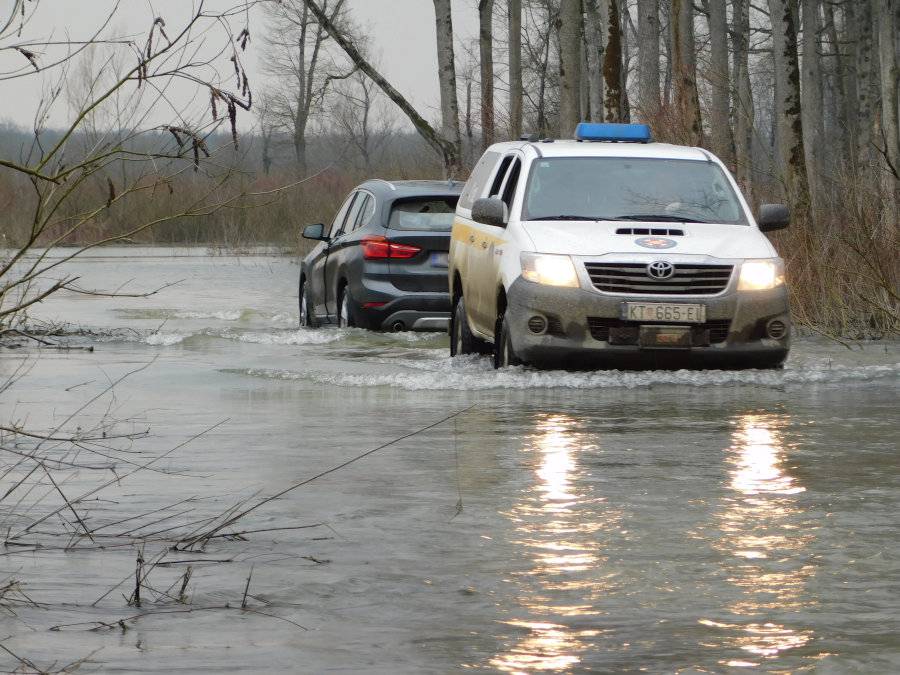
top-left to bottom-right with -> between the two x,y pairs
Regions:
388,197 -> 458,231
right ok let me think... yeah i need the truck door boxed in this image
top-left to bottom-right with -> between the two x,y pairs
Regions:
470,155 -> 520,336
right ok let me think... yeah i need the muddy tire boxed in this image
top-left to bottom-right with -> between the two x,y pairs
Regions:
494,312 -> 522,369
299,278 -> 317,328
337,286 -> 355,328
451,296 -> 485,356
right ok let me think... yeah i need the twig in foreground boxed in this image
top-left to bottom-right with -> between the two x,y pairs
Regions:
179,405 -> 475,548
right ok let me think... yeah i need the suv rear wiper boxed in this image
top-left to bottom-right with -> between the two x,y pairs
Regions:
527,215 -> 624,221
617,214 -> 709,223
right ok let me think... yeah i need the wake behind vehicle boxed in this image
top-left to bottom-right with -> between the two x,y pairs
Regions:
449,123 -> 792,370
300,179 -> 462,331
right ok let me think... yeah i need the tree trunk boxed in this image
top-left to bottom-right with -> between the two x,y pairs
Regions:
479,0 -> 495,150
583,0 -> 605,122
768,0 -> 810,221
821,0 -> 849,164
800,0 -> 824,210
603,0 -> 624,122
731,0 -> 754,201
293,117 -> 308,175
636,0 -> 660,118
434,0 -> 463,167
853,0 -> 875,165
465,75 -> 474,163
559,0 -> 583,135
671,0 -> 703,144
261,130 -> 273,175
302,0 -> 460,173
708,0 -> 734,165
508,0 -> 523,138
876,0 -> 899,176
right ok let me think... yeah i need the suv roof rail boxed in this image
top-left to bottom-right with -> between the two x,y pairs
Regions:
367,178 -> 397,191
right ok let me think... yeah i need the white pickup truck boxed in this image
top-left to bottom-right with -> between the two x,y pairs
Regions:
448,123 -> 791,370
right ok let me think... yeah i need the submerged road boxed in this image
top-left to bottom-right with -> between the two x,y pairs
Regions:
1,248 -> 898,673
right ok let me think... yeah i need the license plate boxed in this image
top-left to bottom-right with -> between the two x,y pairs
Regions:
430,252 -> 449,268
623,302 -> 706,323
639,325 -> 693,348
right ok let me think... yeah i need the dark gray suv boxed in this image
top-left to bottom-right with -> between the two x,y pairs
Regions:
299,179 -> 463,331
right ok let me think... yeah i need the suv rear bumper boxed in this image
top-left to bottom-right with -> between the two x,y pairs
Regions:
506,277 -> 790,369
350,273 -> 450,331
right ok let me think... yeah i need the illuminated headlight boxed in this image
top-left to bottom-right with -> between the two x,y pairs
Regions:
521,253 -> 579,288
738,259 -> 785,291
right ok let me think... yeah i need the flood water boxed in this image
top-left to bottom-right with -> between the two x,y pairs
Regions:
1,248 -> 898,673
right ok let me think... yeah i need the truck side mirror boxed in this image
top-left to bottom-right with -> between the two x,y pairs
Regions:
757,204 -> 790,232
302,223 -> 328,241
472,197 -> 508,228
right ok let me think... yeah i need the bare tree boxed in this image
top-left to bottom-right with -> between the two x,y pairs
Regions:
636,0 -> 660,118
800,0 -> 824,207
434,0 -> 463,166
671,0 -> 703,144
300,0 -> 461,173
768,0 -> 810,219
707,0 -> 734,165
875,0 -> 899,177
329,70 -> 394,172
559,0 -> 583,134
509,0 -> 524,137
583,0 -> 606,122
479,0 -> 496,149
0,1 -> 266,329
821,0 -> 849,163
852,0 -> 876,165
261,0 -> 347,174
602,0 -> 625,122
731,0 -> 754,199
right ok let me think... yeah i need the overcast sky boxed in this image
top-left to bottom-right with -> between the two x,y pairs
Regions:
0,0 -> 480,129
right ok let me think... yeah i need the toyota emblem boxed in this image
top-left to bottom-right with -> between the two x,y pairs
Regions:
647,261 -> 675,279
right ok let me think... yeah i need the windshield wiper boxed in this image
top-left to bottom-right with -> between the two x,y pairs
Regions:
617,214 -> 709,223
527,215 -> 624,221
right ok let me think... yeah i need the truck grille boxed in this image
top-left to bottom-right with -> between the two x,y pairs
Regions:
584,262 -> 734,295
587,318 -> 731,345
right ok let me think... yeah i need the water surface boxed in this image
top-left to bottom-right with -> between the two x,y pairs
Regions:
1,248 -> 897,673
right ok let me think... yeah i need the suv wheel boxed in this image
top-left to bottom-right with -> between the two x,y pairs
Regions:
338,287 -> 354,328
494,312 -> 522,369
451,296 -> 484,356
299,279 -> 317,328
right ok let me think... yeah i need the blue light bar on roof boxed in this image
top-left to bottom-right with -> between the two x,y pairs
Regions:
575,122 -> 652,143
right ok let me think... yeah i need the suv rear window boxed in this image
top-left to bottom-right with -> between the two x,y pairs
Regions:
388,197 -> 459,231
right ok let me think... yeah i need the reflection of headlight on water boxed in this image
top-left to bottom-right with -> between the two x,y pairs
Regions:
490,413 -> 617,673
730,417 -> 804,496
490,620 -> 600,673
698,619 -> 812,661
703,413 -> 815,664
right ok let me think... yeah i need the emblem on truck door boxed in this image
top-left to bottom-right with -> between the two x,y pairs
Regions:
647,261 -> 675,279
635,237 -> 677,249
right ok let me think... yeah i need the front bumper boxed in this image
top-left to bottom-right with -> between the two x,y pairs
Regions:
506,277 -> 790,369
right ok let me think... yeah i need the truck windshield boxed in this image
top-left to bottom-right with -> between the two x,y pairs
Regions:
388,197 -> 458,231
523,157 -> 748,225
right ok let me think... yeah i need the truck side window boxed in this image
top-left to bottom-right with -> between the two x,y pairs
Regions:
488,156 -> 514,198
459,151 -> 500,209
500,159 -> 522,211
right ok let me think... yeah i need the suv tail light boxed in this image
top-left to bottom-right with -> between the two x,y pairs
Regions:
361,236 -> 421,260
